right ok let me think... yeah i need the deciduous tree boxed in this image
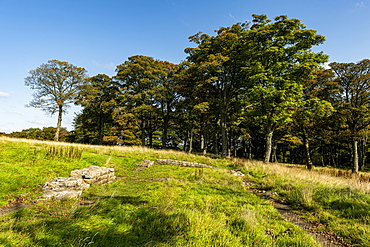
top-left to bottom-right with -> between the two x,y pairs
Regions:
25,60 -> 87,141
75,74 -> 118,145
245,15 -> 328,163
330,59 -> 370,173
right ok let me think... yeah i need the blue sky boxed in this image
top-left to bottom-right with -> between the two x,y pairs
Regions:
0,0 -> 369,133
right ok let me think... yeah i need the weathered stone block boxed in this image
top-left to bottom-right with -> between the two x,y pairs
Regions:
42,189 -> 83,200
42,165 -> 116,200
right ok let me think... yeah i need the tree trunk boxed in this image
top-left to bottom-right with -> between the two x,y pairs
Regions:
212,120 -> 220,155
188,130 -> 193,153
162,108 -> 170,149
203,121 -> 208,155
302,126 -> 313,169
183,136 -> 188,152
97,110 -> 104,145
271,143 -> 278,163
141,118 -> 146,146
220,109 -> 228,157
148,111 -> 153,148
200,133 -> 205,154
352,139 -> 359,173
359,138 -> 367,171
54,105 -> 63,142
264,125 -> 274,163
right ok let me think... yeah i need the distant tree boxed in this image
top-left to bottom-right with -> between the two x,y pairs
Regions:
154,61 -> 180,148
75,74 -> 118,145
330,59 -> 370,173
295,70 -> 336,169
114,55 -> 175,148
25,60 -> 87,141
184,23 -> 248,156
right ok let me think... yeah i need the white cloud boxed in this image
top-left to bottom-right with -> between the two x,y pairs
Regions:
0,92 -> 10,98
27,120 -> 53,125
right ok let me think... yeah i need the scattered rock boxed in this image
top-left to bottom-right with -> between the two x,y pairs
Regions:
150,178 -> 183,182
229,170 -> 245,176
136,160 -> 156,167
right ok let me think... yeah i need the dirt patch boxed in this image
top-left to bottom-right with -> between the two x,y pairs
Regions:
0,199 -> 98,217
272,201 -> 350,247
0,203 -> 29,216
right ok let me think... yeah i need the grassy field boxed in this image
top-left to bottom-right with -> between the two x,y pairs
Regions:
0,137 -> 369,246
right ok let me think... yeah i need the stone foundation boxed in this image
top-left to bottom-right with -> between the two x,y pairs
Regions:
154,159 -> 216,169
42,166 -> 115,200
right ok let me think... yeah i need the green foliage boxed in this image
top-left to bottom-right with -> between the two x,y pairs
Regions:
113,55 -> 179,148
8,127 -> 69,141
74,74 -> 118,145
330,59 -> 370,172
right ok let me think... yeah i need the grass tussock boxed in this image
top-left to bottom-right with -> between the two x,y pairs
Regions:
0,137 -> 369,246
47,146 -> 83,160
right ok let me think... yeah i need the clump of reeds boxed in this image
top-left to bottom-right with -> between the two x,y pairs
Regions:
47,146 -> 82,161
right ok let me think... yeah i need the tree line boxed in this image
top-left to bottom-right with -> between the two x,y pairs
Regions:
16,14 -> 370,173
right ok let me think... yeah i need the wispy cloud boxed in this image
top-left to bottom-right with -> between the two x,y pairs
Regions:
356,1 -> 366,8
6,110 -> 23,116
229,13 -> 237,22
92,60 -> 116,70
27,120 -> 52,125
0,92 -> 9,98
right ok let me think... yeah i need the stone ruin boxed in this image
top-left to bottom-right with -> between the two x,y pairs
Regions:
42,166 -> 115,200
42,159 -> 214,199
136,159 -> 217,169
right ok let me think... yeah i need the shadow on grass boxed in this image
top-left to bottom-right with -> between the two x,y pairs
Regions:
4,196 -> 190,247
330,198 -> 370,219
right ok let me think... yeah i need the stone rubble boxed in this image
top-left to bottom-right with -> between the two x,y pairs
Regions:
70,165 -> 116,185
136,160 -> 156,167
42,166 -> 115,200
154,159 -> 217,169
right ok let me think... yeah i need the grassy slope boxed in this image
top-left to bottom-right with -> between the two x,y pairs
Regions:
0,137 -> 368,246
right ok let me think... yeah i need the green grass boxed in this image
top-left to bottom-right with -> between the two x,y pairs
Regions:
238,160 -> 370,247
0,137 -> 367,246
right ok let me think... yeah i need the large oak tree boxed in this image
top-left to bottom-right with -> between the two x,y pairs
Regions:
25,60 -> 87,141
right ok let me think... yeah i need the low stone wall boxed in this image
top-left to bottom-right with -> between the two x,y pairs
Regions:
42,166 -> 115,200
136,159 -> 217,169
155,159 -> 216,168
70,166 -> 116,185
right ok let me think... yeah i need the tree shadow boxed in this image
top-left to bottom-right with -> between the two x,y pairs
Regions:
330,198 -> 370,219
3,195 -> 190,246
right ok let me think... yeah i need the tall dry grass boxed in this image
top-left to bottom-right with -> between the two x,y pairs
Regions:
237,159 -> 370,194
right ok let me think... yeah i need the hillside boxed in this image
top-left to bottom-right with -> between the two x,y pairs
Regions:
0,137 -> 369,246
